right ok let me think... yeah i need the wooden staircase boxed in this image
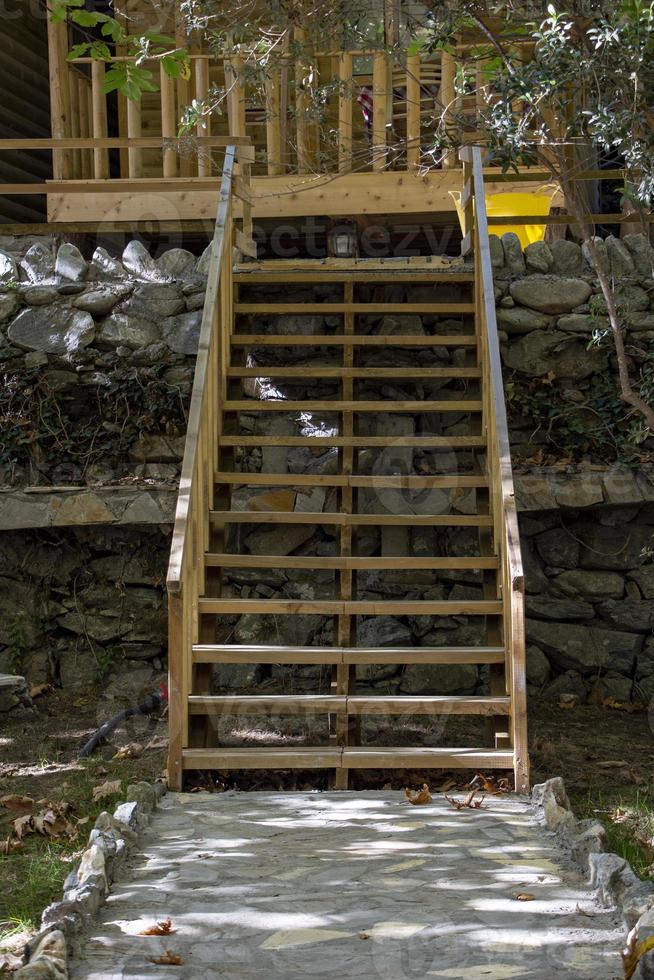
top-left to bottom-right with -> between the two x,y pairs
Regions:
167,145 -> 529,793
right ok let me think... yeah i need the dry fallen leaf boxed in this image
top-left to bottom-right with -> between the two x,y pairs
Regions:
0,836 -> 22,855
469,773 -> 511,796
139,919 -> 176,937
404,784 -> 431,806
147,950 -> 183,966
113,743 -> 143,761
0,794 -> 35,816
444,789 -> 488,811
514,893 -> 535,901
12,815 -> 34,840
92,780 -> 122,803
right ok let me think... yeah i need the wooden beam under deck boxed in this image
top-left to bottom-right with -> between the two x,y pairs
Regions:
46,172 -> 558,222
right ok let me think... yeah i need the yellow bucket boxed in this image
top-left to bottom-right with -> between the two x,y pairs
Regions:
450,190 -> 555,249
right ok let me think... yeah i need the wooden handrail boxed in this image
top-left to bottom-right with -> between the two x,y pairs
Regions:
167,145 -> 237,595
459,144 -> 528,791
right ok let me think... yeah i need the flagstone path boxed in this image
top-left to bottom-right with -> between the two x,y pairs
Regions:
69,791 -> 624,979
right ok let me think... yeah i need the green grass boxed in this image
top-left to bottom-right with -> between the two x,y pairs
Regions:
0,759 -> 139,941
572,785 -> 654,879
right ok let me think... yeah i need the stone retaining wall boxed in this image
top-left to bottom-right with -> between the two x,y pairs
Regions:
1,232 -> 653,706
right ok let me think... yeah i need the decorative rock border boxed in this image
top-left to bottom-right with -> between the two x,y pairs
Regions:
533,777 -> 654,977
14,781 -> 166,979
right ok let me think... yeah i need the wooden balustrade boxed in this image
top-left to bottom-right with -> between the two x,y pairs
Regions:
459,145 -> 528,791
166,144 -> 248,788
56,45 -> 478,179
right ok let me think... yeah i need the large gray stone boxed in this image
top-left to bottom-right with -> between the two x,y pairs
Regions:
526,619 -> 642,674
73,287 -> 129,316
0,249 -> 18,282
122,240 -> 160,280
0,290 -> 19,321
623,233 -> 654,278
121,282 -> 184,319
555,569 -> 624,600
557,313 -> 609,334
7,306 -> 95,354
582,236 -> 609,275
606,235 -> 635,277
501,232 -> 526,275
496,306 -> 551,334
525,595 -> 594,621
20,242 -> 55,282
400,662 -> 478,694
244,523 -> 316,556
502,328 -> 606,379
55,242 -> 88,282
524,240 -> 553,273
549,240 -> 582,276
162,310 -> 202,354
598,599 -> 654,633
535,527 -> 579,569
577,522 -> 652,571
357,616 -> 413,648
526,645 -> 550,686
156,248 -> 196,279
590,283 -> 650,315
509,275 -> 591,315
488,234 -> 505,271
90,246 -> 129,280
629,566 -> 654,599
97,313 -> 160,349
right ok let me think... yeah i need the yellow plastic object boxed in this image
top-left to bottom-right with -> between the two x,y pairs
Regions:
450,190 -> 555,249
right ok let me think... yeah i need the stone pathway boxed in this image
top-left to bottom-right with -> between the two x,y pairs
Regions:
69,792 -> 624,979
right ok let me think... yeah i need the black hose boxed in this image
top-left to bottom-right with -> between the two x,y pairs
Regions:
79,691 -> 165,758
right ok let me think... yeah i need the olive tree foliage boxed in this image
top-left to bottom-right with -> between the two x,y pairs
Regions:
421,0 -> 654,429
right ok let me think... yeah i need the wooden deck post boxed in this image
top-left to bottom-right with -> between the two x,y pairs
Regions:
406,52 -> 421,171
167,591 -> 184,791
160,64 -> 177,178
372,52 -> 388,171
338,53 -> 353,174
440,50 -> 456,169
265,69 -> 283,175
127,95 -> 143,178
195,57 -> 212,177
91,61 -> 109,180
46,9 -> 71,179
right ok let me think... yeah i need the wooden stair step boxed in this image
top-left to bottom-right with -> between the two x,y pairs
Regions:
210,511 -> 494,527
192,644 -> 506,665
341,747 -> 514,769
187,695 -> 511,716
205,553 -> 499,571
233,266 -> 475,283
214,473 -> 488,489
227,367 -> 482,379
235,302 -> 475,314
181,746 -> 514,770
198,599 -> 502,615
224,399 -> 482,412
230,334 -> 478,347
218,435 -> 486,448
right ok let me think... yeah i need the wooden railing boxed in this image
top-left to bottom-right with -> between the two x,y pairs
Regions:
460,145 -> 529,791
166,143 -> 251,789
55,43 -> 473,179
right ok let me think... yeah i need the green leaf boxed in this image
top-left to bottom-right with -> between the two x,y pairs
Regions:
71,10 -> 109,27
67,43 -> 90,61
100,19 -> 123,42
